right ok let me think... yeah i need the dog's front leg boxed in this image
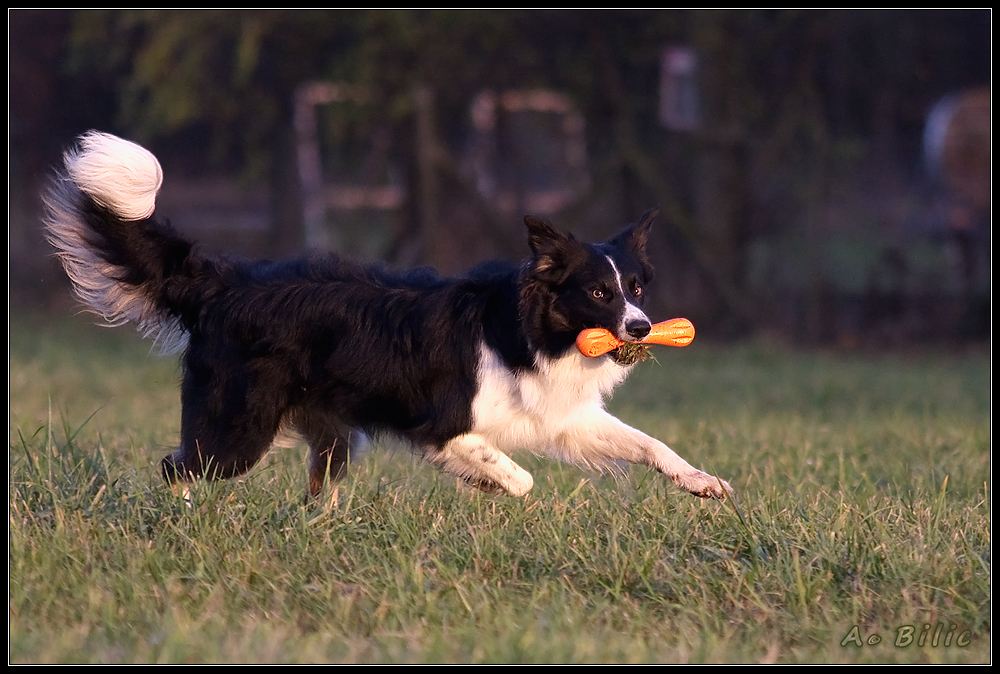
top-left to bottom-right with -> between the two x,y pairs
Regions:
428,434 -> 534,497
556,411 -> 732,499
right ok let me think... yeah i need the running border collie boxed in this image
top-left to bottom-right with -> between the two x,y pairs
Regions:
43,131 -> 732,501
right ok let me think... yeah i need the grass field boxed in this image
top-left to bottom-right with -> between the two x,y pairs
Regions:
8,312 -> 991,663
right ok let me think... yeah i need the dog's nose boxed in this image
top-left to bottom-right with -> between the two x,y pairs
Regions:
626,319 -> 651,340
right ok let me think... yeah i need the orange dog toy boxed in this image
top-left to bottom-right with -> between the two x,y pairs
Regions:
576,318 -> 695,358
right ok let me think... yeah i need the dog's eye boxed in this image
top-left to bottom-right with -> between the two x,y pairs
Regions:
633,283 -> 642,297
591,288 -> 604,299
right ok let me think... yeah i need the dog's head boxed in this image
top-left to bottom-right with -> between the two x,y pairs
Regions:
519,209 -> 657,356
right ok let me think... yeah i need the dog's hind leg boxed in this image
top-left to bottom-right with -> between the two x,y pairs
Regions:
307,441 -> 351,504
162,363 -> 285,492
293,414 -> 364,504
428,435 -> 534,497
161,425 -> 279,490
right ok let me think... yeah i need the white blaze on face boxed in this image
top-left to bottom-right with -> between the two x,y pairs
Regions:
605,255 -> 649,341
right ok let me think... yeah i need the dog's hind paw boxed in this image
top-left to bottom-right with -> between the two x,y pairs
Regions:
171,482 -> 193,508
674,470 -> 732,500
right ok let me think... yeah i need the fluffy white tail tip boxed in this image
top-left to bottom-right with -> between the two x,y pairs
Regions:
64,131 -> 163,221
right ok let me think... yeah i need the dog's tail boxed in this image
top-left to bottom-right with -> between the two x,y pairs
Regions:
43,131 -> 213,352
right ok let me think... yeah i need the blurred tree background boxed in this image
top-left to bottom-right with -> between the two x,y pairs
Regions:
9,9 -> 990,344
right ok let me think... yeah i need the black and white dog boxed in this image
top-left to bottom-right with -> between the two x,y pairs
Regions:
43,131 -> 731,501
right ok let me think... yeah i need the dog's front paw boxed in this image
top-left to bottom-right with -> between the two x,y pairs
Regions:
673,470 -> 732,500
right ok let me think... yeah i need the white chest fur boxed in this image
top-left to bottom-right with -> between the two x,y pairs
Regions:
470,343 -> 631,455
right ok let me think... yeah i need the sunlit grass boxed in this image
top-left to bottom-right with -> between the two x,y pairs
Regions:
8,313 -> 990,663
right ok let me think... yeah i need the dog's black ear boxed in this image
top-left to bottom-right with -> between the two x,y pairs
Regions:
609,208 -> 656,280
611,208 -> 656,255
524,215 -> 580,279
525,215 -> 571,255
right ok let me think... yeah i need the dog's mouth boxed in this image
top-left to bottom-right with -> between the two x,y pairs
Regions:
609,342 -> 652,366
